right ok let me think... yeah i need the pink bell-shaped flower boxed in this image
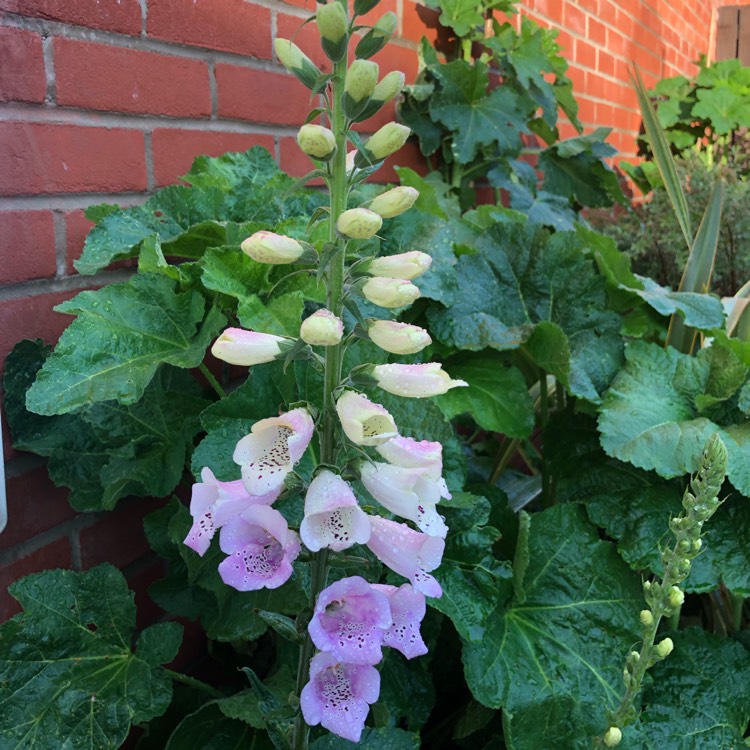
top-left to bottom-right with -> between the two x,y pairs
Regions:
234,407 -> 314,496
308,576 -> 392,664
300,652 -> 380,743
217,505 -> 300,591
183,467 -> 281,556
335,390 -> 398,446
300,470 -> 372,552
359,461 -> 448,538
372,362 -> 468,398
211,328 -> 289,366
367,515 -> 444,598
376,435 -> 451,500
372,583 -> 429,659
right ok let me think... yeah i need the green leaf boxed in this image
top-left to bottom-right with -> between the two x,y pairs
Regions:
199,244 -> 270,302
425,0 -> 487,37
538,128 -> 624,207
461,505 -> 641,746
218,666 -> 296,730
0,565 -> 182,750
26,274 -> 226,415
427,221 -> 623,403
632,68 -> 692,247
598,340 -> 750,494
182,147 -> 281,190
667,179 -> 724,353
635,629 -> 750,748
430,60 -> 527,164
375,650 -> 436,732
435,352 -> 534,437
238,292 -> 305,337
164,703 -> 262,750
309,726 -> 421,750
5,340 -> 209,511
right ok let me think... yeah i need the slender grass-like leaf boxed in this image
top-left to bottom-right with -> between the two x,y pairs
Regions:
631,67 -> 692,247
726,279 -> 750,340
667,180 -> 724,352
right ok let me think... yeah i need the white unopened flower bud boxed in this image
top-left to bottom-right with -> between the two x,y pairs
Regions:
603,727 -> 622,747
639,609 -> 654,627
368,320 -> 431,354
362,122 -> 411,161
368,250 -> 432,279
655,637 -> 674,658
362,277 -> 420,308
300,309 -> 344,346
241,231 -> 305,265
211,328 -> 288,366
337,207 -> 382,239
345,59 -> 379,103
297,124 -> 337,160
369,186 -> 419,218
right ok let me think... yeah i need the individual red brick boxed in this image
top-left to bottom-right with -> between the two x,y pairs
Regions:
0,538 -> 72,620
276,12 -> 331,70
598,50 -> 616,78
79,498 -> 161,570
563,1 -> 587,35
0,290 -> 79,376
0,123 -> 147,196
151,129 -> 275,187
54,39 -> 211,118
65,210 -> 94,274
147,0 -> 271,58
588,17 -> 606,46
215,65 -> 313,125
0,0 -> 141,34
576,96 -> 597,125
376,141 -> 426,184
575,39 -> 597,70
531,0 -> 563,24
0,27 -> 46,104
0,210 -> 56,284
2,468 -> 75,550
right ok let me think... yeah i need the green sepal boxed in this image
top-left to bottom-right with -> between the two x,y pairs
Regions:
353,0 -> 381,16
291,59 -> 323,91
354,96 -> 386,122
355,29 -> 390,59
343,90 -> 372,120
321,35 -> 348,62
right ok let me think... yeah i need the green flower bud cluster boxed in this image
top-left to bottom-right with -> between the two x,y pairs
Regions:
596,435 -> 728,748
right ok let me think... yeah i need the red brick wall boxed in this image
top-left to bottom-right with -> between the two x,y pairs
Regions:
517,0 -> 750,162
0,0 -> 744,624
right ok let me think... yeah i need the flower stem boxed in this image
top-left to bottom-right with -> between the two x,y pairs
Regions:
291,41 -> 350,750
199,362 -> 226,399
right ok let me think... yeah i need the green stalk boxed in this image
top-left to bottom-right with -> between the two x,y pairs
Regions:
199,362 -> 226,399
291,41 -> 350,750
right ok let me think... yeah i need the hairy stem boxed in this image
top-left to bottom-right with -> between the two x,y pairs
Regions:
291,41 -> 349,750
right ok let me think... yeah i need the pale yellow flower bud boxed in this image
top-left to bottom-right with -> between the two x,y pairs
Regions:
363,122 -> 411,161
345,59 -> 379,103
639,609 -> 654,627
668,585 -> 685,608
336,208 -> 383,239
316,1 -> 347,43
369,186 -> 419,218
362,277 -> 420,308
241,231 -> 305,265
655,637 -> 674,658
297,124 -> 337,160
603,727 -> 622,747
372,71 -> 405,103
300,309 -> 344,346
274,39 -> 321,90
